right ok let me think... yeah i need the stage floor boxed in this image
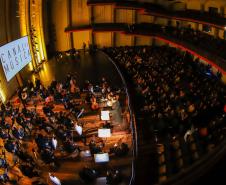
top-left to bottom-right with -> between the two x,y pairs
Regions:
37,51 -> 123,89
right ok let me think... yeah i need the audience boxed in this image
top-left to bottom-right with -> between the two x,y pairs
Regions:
104,45 -> 226,175
129,23 -> 226,60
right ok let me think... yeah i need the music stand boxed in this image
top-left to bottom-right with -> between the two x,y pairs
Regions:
94,153 -> 109,163
98,128 -> 111,138
100,110 -> 110,121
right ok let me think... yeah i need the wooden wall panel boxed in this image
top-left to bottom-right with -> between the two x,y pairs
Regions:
170,2 -> 186,11
136,36 -> 152,46
115,9 -> 135,24
70,0 -> 90,49
93,5 -> 113,23
71,0 -> 89,25
8,0 -> 20,41
137,14 -> 154,23
155,17 -> 168,25
222,75 -> 226,84
73,31 -> 91,49
204,0 -> 222,12
187,21 -> 198,30
51,0 -> 71,51
115,33 -> 133,46
94,32 -> 113,47
186,0 -> 201,10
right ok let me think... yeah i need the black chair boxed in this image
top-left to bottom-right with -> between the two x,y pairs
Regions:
79,167 -> 99,183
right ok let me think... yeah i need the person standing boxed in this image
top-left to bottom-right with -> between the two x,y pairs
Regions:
83,42 -> 86,53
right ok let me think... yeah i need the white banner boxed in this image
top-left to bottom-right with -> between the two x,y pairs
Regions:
0,36 -> 32,81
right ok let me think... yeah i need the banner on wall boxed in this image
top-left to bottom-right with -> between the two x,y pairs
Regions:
0,36 -> 31,81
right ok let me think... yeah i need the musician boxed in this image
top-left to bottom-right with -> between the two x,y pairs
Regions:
101,77 -> 107,86
45,95 -> 54,106
74,122 -> 87,144
106,92 -> 114,107
35,78 -> 41,91
51,136 -> 57,150
101,79 -> 108,96
49,173 -> 61,185
88,83 -> 94,93
111,94 -> 122,123
75,123 -> 82,136
17,87 -> 27,107
27,80 -> 34,96
22,89 -> 28,102
56,82 -> 63,93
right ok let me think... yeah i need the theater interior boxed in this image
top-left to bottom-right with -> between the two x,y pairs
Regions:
0,0 -> 226,185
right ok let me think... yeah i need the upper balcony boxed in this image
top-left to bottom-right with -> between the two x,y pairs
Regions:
87,0 -> 226,29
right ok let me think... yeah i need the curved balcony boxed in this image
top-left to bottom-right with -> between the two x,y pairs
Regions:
87,0 -> 226,29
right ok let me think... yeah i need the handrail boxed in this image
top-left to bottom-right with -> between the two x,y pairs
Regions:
100,50 -> 138,185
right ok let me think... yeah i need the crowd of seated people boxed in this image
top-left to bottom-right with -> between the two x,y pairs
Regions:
104,45 -> 226,180
0,70 -> 130,184
130,23 -> 226,60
